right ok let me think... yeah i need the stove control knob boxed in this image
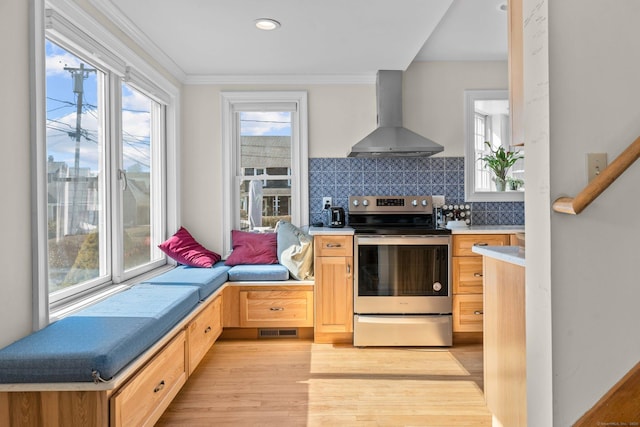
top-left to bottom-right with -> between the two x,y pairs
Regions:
352,199 -> 359,207
411,199 -> 418,207
421,199 -> 428,207
433,282 -> 443,292
362,199 -> 369,207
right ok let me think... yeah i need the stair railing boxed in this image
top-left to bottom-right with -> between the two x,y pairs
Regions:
552,136 -> 640,214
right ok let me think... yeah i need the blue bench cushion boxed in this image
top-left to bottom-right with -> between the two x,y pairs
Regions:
227,264 -> 290,281
143,262 -> 230,300
0,284 -> 199,383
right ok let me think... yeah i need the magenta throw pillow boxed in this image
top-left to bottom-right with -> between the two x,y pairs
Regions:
224,230 -> 278,266
158,227 -> 221,268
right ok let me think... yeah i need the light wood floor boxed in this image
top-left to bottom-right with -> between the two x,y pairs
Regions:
156,339 -> 491,426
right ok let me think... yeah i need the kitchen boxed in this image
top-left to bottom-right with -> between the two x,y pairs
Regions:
3,1 -> 640,426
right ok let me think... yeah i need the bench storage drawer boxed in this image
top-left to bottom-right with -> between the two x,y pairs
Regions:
110,331 -> 187,427
187,295 -> 222,375
239,290 -> 313,327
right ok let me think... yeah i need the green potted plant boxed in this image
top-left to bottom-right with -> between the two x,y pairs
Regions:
506,176 -> 524,191
478,142 -> 524,191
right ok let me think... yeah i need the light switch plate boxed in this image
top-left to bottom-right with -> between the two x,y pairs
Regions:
586,153 -> 607,183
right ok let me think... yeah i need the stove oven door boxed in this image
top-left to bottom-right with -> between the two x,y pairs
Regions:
353,235 -> 452,315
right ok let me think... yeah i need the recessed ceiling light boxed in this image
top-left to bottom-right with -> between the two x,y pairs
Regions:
255,18 -> 281,31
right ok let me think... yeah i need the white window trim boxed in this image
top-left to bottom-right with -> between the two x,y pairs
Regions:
31,0 -> 180,328
220,91 -> 309,256
464,89 -> 523,202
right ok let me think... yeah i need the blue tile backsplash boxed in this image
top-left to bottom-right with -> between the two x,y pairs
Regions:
308,157 -> 524,226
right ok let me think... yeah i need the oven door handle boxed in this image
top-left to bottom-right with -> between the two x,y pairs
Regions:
355,235 -> 451,246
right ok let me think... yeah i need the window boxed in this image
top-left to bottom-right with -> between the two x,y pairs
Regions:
464,89 -> 524,202
34,2 -> 179,324
221,92 -> 308,255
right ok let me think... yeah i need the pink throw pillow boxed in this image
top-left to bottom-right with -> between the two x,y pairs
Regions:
158,227 -> 221,268
224,230 -> 278,266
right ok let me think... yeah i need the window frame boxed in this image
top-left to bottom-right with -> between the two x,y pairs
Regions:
220,91 -> 309,256
32,0 -> 180,327
464,89 -> 524,202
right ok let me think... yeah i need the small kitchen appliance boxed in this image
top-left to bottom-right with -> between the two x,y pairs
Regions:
329,207 -> 345,227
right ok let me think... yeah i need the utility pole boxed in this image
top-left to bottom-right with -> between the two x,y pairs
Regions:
64,63 -> 95,235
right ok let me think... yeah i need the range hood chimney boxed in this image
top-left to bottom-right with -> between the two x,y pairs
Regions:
348,70 -> 444,158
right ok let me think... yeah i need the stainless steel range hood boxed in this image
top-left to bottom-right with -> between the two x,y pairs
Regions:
348,70 -> 444,158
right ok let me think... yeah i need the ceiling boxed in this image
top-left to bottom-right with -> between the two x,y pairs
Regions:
92,0 -> 508,83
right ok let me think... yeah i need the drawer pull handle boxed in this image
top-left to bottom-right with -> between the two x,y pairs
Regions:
154,380 -> 165,393
326,243 -> 342,248
204,326 -> 212,333
474,311 -> 484,315
473,242 -> 489,247
473,273 -> 483,277
270,307 -> 284,311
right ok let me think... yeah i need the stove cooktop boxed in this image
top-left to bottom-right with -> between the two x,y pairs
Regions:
348,196 -> 450,235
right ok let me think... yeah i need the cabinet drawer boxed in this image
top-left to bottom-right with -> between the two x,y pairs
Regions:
110,331 -> 187,427
453,294 -> 484,333
239,290 -> 313,327
452,257 -> 484,294
453,234 -> 510,257
315,235 -> 353,257
187,295 -> 222,375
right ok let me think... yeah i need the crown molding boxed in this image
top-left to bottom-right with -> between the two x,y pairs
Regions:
184,73 -> 376,85
87,0 -> 187,83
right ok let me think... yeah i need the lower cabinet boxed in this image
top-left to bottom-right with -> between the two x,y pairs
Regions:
110,331 -> 188,427
314,235 -> 354,344
239,289 -> 313,327
452,234 -> 510,333
223,285 -> 315,329
187,295 -> 222,375
111,294 -> 223,426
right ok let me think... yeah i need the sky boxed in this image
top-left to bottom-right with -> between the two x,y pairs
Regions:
240,111 -> 292,136
46,40 -> 151,173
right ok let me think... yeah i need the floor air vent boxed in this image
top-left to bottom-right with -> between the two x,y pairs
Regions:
258,328 -> 298,338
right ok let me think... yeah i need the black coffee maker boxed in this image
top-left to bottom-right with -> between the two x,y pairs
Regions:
329,207 -> 345,227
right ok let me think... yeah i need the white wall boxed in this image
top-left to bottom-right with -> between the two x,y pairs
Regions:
525,0 -> 640,425
404,61 -> 508,156
0,0 -> 34,347
522,1 -> 553,425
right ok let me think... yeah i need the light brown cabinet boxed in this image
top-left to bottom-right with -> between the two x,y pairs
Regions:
314,235 -> 354,344
483,255 -> 527,426
452,234 -> 510,333
110,331 -> 188,427
187,295 -> 222,375
239,289 -> 313,328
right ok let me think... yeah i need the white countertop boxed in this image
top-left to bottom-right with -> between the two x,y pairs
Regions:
308,225 -> 522,236
450,225 -> 525,234
308,226 -> 355,236
472,245 -> 526,267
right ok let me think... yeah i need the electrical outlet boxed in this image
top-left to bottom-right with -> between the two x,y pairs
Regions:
587,153 -> 607,183
322,197 -> 332,209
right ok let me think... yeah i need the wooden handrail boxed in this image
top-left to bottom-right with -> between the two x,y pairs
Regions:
553,136 -> 640,214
